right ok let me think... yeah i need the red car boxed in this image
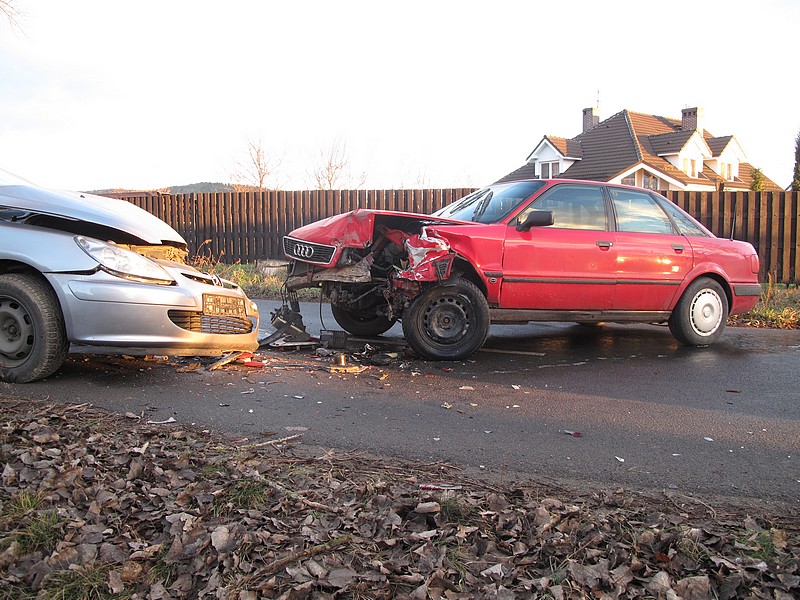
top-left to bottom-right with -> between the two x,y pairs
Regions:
283,180 -> 761,360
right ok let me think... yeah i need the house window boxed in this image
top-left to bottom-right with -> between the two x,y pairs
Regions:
642,172 -> 659,190
682,158 -> 698,178
720,163 -> 731,180
540,161 -> 559,179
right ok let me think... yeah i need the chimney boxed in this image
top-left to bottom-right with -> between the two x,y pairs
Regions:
681,107 -> 704,135
582,107 -> 599,133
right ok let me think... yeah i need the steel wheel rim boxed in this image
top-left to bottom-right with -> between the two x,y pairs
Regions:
0,296 -> 35,365
423,295 -> 470,345
689,289 -> 723,336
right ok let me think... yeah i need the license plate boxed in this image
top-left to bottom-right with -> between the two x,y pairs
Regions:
203,294 -> 246,316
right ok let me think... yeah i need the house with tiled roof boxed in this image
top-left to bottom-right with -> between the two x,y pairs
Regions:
497,107 -> 781,191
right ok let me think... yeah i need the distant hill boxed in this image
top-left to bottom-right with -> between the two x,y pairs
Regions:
90,182 -> 236,196
168,182 -> 235,194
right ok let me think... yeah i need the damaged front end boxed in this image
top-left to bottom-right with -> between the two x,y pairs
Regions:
284,210 -> 457,323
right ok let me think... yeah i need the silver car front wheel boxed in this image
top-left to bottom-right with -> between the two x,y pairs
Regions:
0,273 -> 68,383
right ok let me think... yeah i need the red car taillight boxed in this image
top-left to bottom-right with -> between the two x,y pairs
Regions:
750,254 -> 760,274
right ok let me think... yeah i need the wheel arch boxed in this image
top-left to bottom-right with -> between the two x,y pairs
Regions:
679,271 -> 733,311
451,256 -> 488,298
0,261 -> 72,337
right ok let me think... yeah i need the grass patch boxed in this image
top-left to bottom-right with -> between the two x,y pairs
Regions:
14,510 -> 62,554
730,278 -> 799,329
1,491 -> 43,522
1,493 -> 62,555
189,255 -> 321,301
39,563 -> 118,600
439,494 -> 476,524
213,479 -> 272,516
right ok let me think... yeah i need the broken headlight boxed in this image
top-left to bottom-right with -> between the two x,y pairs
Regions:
75,236 -> 175,285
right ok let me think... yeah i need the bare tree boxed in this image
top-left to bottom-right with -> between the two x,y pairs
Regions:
0,0 -> 21,28
230,138 -> 282,191
308,138 -> 366,190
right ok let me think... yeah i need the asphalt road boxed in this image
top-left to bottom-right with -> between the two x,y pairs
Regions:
3,299 -> 798,505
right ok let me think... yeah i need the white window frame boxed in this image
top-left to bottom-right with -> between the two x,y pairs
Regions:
540,161 -> 560,179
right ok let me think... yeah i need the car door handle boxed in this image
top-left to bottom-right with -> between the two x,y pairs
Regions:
672,244 -> 685,253
596,241 -> 613,249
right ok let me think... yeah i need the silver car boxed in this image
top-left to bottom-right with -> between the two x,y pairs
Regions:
0,169 -> 259,383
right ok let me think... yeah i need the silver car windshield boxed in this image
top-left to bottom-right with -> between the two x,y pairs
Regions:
432,181 -> 546,223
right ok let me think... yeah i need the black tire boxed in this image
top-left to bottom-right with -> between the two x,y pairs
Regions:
331,304 -> 395,337
668,277 -> 729,346
402,278 -> 490,360
0,273 -> 68,383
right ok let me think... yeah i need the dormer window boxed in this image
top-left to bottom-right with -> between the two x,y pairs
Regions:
540,161 -> 560,178
681,158 -> 700,178
719,163 -> 732,180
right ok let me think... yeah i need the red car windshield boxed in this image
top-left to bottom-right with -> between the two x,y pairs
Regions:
432,181 -> 546,223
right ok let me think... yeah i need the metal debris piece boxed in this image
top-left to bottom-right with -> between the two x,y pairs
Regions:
208,352 -> 245,371
259,302 -> 312,348
330,365 -> 368,374
320,329 -> 349,349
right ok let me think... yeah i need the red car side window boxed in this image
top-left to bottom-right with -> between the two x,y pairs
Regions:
518,184 -> 607,230
610,189 -> 674,234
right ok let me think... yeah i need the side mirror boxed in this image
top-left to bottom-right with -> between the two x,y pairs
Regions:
516,210 -> 554,232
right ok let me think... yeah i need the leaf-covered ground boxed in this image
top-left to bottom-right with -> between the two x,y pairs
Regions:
1,398 -> 797,599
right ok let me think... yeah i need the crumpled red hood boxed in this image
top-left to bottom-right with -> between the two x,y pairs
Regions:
287,209 -> 466,249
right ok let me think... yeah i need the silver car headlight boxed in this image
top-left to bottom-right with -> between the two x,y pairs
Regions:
75,236 -> 175,285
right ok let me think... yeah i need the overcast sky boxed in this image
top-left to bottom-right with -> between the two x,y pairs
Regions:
1,0 -> 798,191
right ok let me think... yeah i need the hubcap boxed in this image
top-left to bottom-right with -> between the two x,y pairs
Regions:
0,297 -> 34,364
423,295 -> 470,344
689,289 -> 723,336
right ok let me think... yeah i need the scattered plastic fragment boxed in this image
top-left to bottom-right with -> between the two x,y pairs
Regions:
147,416 -> 177,424
615,456 -> 625,462
704,437 -> 714,442
460,385 -> 474,390
562,430 -> 583,438
441,402 -> 453,409
512,385 -> 521,390
241,388 -> 255,394
419,484 -> 462,490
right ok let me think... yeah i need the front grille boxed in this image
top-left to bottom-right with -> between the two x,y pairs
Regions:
283,236 -> 336,265
168,311 -> 254,335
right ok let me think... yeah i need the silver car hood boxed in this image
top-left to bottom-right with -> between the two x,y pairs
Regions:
0,181 -> 185,246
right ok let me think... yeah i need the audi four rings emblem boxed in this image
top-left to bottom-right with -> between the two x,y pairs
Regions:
293,243 -> 314,258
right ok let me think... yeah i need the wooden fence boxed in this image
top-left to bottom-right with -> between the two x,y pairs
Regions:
111,189 -> 799,284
